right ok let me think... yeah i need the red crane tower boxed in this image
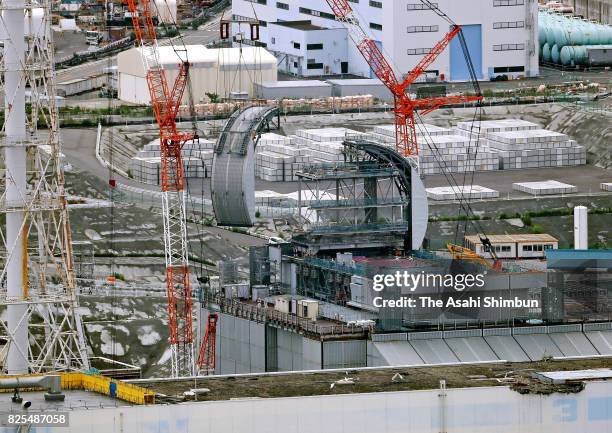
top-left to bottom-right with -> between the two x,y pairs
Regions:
323,0 -> 483,159
125,0 -> 195,377
196,313 -> 218,374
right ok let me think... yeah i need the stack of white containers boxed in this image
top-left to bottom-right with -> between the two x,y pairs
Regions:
426,185 -> 500,201
457,119 -> 587,169
255,133 -> 309,182
366,123 -> 498,175
255,129 -> 365,182
293,128 -> 364,163
513,180 -> 578,195
128,138 -> 215,185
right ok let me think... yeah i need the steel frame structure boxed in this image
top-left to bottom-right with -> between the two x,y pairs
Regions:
293,161 -> 410,255
0,0 -> 89,372
126,0 -> 195,377
323,0 -> 483,160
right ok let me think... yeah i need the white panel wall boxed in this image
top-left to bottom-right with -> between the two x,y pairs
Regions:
118,73 -> 150,105
54,381 -> 612,432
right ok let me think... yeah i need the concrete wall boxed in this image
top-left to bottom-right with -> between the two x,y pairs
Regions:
211,311 -> 367,373
216,312 -> 266,374
41,381 -> 612,432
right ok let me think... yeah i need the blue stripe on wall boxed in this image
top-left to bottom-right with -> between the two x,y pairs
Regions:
449,24 -> 483,81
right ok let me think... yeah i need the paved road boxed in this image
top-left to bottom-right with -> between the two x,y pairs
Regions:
54,6 -> 226,89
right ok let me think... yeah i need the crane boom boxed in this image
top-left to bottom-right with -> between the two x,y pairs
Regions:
126,0 -> 195,377
323,0 -> 483,158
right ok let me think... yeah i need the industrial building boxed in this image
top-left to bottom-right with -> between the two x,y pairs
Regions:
116,45 -> 277,104
231,0 -> 539,80
199,243 -> 612,375
464,234 -> 559,259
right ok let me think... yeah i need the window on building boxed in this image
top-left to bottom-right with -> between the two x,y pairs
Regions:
493,21 -> 525,29
369,22 -> 382,31
271,37 -> 276,44
523,245 -> 533,251
493,43 -> 525,51
293,42 -> 301,49
348,0 -> 359,3
293,61 -> 298,68
407,2 -> 437,10
276,1 -> 289,9
306,62 -> 324,69
299,7 -> 335,20
407,25 -> 439,33
407,48 -> 432,55
307,43 -> 324,50
493,0 -> 524,6
544,244 -> 554,250
245,0 -> 266,4
369,0 -> 382,8
493,66 -> 525,73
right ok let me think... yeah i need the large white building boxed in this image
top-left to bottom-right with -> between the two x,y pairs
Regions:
117,45 -> 277,104
232,0 -> 539,81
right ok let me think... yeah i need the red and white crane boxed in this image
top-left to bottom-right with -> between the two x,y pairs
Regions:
196,313 -> 218,374
125,0 -> 195,377
323,0 -> 483,160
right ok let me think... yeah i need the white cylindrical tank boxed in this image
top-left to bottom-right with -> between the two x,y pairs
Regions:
2,0 -> 29,375
573,206 -> 588,250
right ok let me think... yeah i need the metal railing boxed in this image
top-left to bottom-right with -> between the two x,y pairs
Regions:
309,222 -> 409,234
204,294 -> 368,336
303,257 -> 365,276
309,197 -> 408,209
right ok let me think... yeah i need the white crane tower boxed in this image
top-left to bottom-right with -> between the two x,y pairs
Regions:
0,0 -> 89,373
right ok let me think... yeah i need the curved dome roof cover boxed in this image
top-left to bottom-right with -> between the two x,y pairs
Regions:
211,105 -> 279,227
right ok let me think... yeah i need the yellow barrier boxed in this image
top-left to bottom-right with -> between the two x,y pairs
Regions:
0,373 -> 155,405
60,373 -> 155,405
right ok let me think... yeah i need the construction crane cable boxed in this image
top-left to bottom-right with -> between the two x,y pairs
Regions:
419,0 -> 485,245
414,110 -> 489,238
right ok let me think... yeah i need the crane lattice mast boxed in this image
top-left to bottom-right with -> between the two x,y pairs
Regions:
125,0 -> 195,377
